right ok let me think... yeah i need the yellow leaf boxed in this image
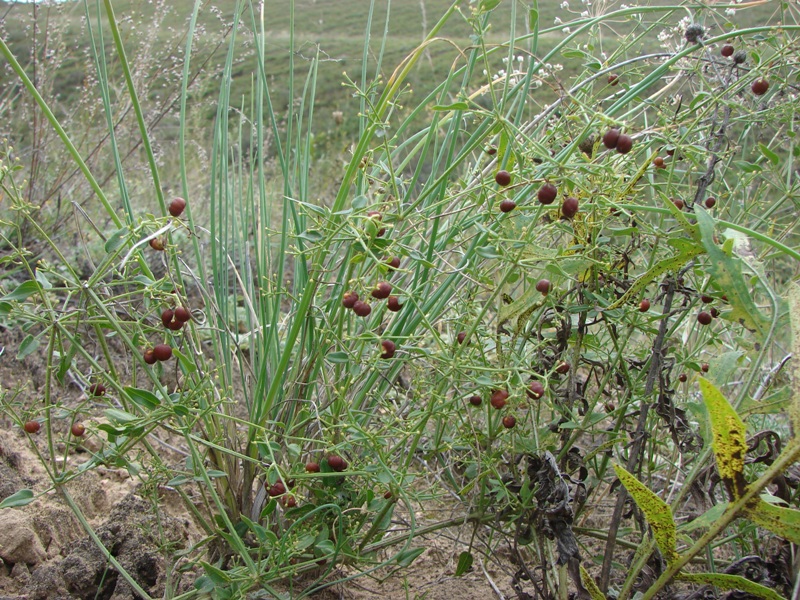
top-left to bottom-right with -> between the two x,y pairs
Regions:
699,378 -> 747,500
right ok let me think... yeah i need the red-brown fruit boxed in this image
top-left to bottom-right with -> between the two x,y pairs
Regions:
721,44 -> 735,57
607,74 -> 619,86
386,256 -> 401,270
380,339 -> 396,359
490,389 -> 509,409
71,422 -> 86,437
23,420 -> 40,434
456,331 -> 467,345
710,307 -> 720,318
537,183 -> 558,205
701,363 -> 710,373
268,481 -> 286,497
167,319 -> 183,331
352,301 -> 372,317
495,170 -> 512,186
640,298 -> 651,312
672,198 -> 685,210
387,296 -> 403,312
342,291 -> 359,309
153,343 -> 173,361
384,490 -> 393,500
486,146 -> 497,155
305,461 -> 320,473
502,415 -> 517,429
371,282 -> 392,299
469,395 -> 482,407
701,295 -> 714,304
174,306 -> 191,323
561,197 -> 579,219
143,349 -> 157,365
327,455 -> 348,472
602,128 -> 620,149
705,197 -> 717,209
616,134 -> 634,154
653,156 -> 665,169
678,373 -> 688,383
149,237 -> 165,251
284,496 -> 297,508
535,279 -> 551,295
161,309 -> 175,328
697,311 -> 713,325
499,199 -> 517,213
88,383 -> 106,397
751,78 -> 769,96
169,197 -> 187,217
555,362 -> 570,375
527,381 -> 545,399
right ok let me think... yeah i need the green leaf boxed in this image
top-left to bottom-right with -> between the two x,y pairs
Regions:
529,7 -> 538,31
480,0 -> 501,10
326,352 -> 349,364
200,561 -> 232,584
699,378 -> 747,500
433,102 -> 468,111
678,572 -> 785,600
455,551 -> 473,576
744,499 -> 800,544
104,408 -> 138,423
395,547 -> 425,567
580,565 -> 606,600
680,501 -> 728,532
124,387 -> 160,410
758,143 -> 780,166
0,489 -> 35,508
0,280 -> 40,303
16,334 -> 40,360
104,228 -> 128,253
614,464 -> 678,563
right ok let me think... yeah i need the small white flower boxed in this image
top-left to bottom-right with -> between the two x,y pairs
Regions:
560,0 -> 569,8
725,8 -> 736,15
562,26 -> 571,33
554,16 -> 562,24
581,11 -> 588,17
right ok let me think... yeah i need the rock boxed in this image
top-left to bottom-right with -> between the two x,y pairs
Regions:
0,510 -> 47,565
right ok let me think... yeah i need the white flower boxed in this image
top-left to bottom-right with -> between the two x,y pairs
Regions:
562,26 -> 571,33
554,16 -> 562,24
560,0 -> 569,8
581,11 -> 588,17
725,8 -> 736,15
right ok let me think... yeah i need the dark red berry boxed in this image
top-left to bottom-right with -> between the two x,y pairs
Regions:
616,134 -> 633,154
327,455 -> 347,472
502,415 -> 516,429
495,170 -> 512,186
486,146 -> 497,155
305,462 -> 320,473
153,343 -> 173,361
380,339 -> 396,359
88,383 -> 106,397
167,319 -> 183,331
387,296 -> 403,312
561,197 -> 579,219
535,279 -> 551,295
701,363 -> 709,373
149,237 -> 165,251
71,422 -> 86,437
604,402 -> 616,413
639,298 -> 651,312
710,307 -> 720,318
653,156 -> 666,169
701,295 -> 713,304
490,389 -> 509,409
607,74 -> 619,86
537,183 -> 558,205
705,197 -> 716,209
721,44 -> 735,57
23,420 -> 40,434
371,282 -> 392,299
342,291 -> 359,308
284,496 -> 297,508
751,78 -> 769,96
602,129 -> 620,149
555,362 -> 570,375
268,481 -> 286,497
697,311 -> 713,325
678,373 -> 688,383
672,198 -> 685,210
527,381 -> 545,399
161,309 -> 175,328
174,306 -> 191,323
352,301 -> 372,317
469,395 -> 482,407
169,197 -> 187,217
386,256 -> 401,270
384,490 -> 393,500
499,199 -> 517,213
143,349 -> 157,365
456,331 -> 467,345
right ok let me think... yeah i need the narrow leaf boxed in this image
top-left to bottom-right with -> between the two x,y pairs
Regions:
432,102 -> 468,111
455,551 -> 473,576
580,565 -> 606,600
614,465 -> 678,563
744,499 -> 800,544
678,572 -> 784,600
0,280 -> 40,302
699,378 -> 747,500
124,386 -> 161,410
395,547 -> 425,567
16,334 -> 40,360
0,489 -> 35,508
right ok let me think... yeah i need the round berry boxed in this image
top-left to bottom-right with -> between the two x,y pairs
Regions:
342,291 -> 359,309
371,282 -> 392,300
268,481 -> 286,497
386,256 -> 401,270
486,146 -> 497,155
352,301 -> 372,317
721,44 -> 734,58
167,319 -> 184,331
701,295 -> 714,304
88,383 -> 106,397
710,307 -> 720,319
535,279 -> 551,295
284,496 -> 297,508
733,50 -> 747,65
502,415 -> 517,429
672,198 -> 685,210
602,128 -> 620,149
639,298 -> 651,312
537,183 -> 558,205
751,78 -> 769,96
678,373 -> 688,383
697,311 -> 713,325
704,197 -> 716,209
149,237 -> 165,251
174,306 -> 191,323
153,343 -> 173,361
383,490 -> 393,500
561,197 -> 579,219
380,339 -> 396,359
499,199 -> 517,213
490,389 -> 509,409
653,156 -> 665,169
71,422 -> 86,437
305,462 -> 320,473
455,331 -> 467,345
468,395 -> 482,407
168,197 -> 187,217
143,349 -> 157,365
161,309 -> 175,328
555,362 -> 570,375
607,74 -> 619,86
527,381 -> 545,399
495,170 -> 512,186
23,420 -> 40,434
616,134 -> 634,154
387,296 -> 403,312
327,455 -> 348,472
701,363 -> 710,373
